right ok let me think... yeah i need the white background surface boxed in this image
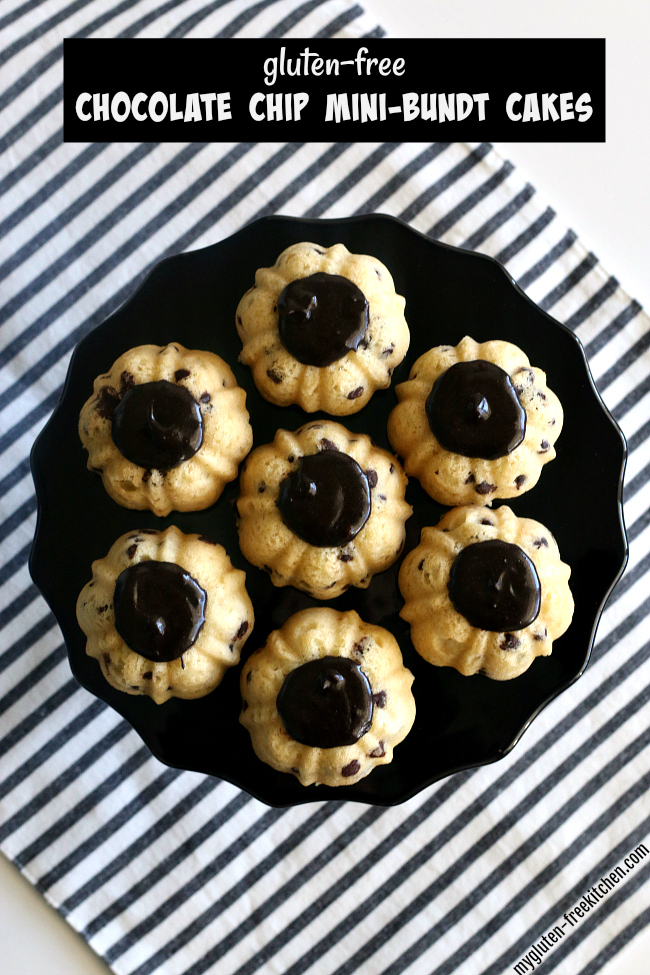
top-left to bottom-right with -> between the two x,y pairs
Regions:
2,2 -> 649,973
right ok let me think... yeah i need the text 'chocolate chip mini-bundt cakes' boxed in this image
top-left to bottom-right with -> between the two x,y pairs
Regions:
77,525 -> 254,704
387,336 -> 563,506
79,343 -> 253,516
235,242 -> 410,415
399,505 -> 574,681
236,420 -> 412,599
240,608 -> 416,787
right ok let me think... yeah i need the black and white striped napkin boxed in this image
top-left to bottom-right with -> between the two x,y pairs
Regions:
2,2 -> 649,974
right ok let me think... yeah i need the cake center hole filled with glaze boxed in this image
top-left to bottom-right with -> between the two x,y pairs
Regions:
113,561 -> 207,661
276,656 -> 373,748
112,379 -> 204,470
426,360 -> 526,459
277,272 -> 369,367
448,539 -> 541,632
277,451 -> 371,547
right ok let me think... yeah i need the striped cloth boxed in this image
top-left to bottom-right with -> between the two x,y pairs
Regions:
1,2 -> 649,974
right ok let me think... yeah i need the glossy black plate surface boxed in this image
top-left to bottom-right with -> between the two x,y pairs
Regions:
30,214 -> 628,807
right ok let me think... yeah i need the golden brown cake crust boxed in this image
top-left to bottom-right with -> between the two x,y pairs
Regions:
79,343 -> 253,516
235,242 -> 409,414
399,505 -> 574,680
236,420 -> 412,599
387,336 -> 563,506
240,608 -> 416,787
76,525 -> 254,704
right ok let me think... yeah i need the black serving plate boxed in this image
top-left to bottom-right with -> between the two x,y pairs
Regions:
30,214 -> 628,807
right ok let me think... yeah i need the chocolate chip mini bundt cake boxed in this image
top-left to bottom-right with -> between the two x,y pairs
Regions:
77,525 -> 254,704
240,608 -> 416,787
399,505 -> 574,680
236,420 -> 412,599
387,336 -> 563,506
79,343 -> 253,516
235,242 -> 410,414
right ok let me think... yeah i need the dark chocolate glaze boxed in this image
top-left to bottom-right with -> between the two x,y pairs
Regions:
448,539 -> 541,631
277,272 -> 369,367
426,360 -> 526,459
114,561 -> 207,662
277,451 -> 371,547
276,656 -> 373,747
112,380 -> 204,470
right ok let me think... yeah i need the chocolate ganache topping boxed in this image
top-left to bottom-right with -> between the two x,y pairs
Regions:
277,451 -> 371,547
112,380 -> 204,470
113,561 -> 207,662
277,272 -> 369,367
425,360 -> 526,459
276,656 -> 373,747
448,539 -> 541,632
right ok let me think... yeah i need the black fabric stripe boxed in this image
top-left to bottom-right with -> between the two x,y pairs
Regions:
428,159 -> 515,239
538,252 -> 599,311
264,0 -> 331,37
104,803 -> 295,963
122,803 -> 367,975
627,415 -> 650,455
0,542 -> 31,588
14,746 -> 151,869
0,0 -> 94,68
0,143 -> 106,236
119,0 -> 200,37
314,3 -> 366,38
252,142 -> 353,218
36,766 -> 181,890
563,275 -> 620,332
192,777 -> 470,975
0,612 -> 56,676
0,143 -> 159,285
516,229 -> 577,291
494,206 -> 556,265
612,372 -> 650,421
460,181 -> 535,251
303,142 -> 400,217
217,0 -> 295,38
0,496 -> 36,543
598,327 -> 650,393
593,595 -> 650,665
314,705 -> 650,975
0,456 -> 30,498
398,143 -> 492,224
82,787 -> 251,937
255,641 -> 650,975
584,299 -> 643,360
0,84 -> 62,158
624,462 -> 650,506
477,804 -> 650,975
0,582 -> 39,632
0,0 -> 49,31
353,143 -> 452,215
166,0 -> 241,37
627,504 -> 650,544
0,387 -> 61,458
0,643 -> 66,719
60,776 -> 219,914
0,718 -> 132,845
0,130 -> 62,201
0,680 -> 80,764
0,699 -> 105,804
577,902 -> 650,975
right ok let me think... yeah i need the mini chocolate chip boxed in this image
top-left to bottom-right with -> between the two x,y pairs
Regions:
369,741 -> 386,758
241,699 -> 248,711
130,684 -> 139,690
339,552 -> 353,562
539,440 -> 550,452
501,634 -> 521,650
319,438 -> 339,451
534,537 -> 549,548
480,519 -> 494,526
200,392 -> 211,403
358,337 -> 370,351
97,605 -> 108,614
534,629 -> 548,641
126,544 -> 138,559
365,469 -> 378,488
387,367 -> 394,376
465,473 -> 475,484
342,760 -> 361,777
235,621 -> 249,640
120,371 -> 135,390
352,638 -> 369,655
378,493 -> 386,501
287,455 -> 295,463
537,391 -> 547,401
291,766 -> 300,774
348,386 -> 364,399
95,385 -> 120,419
142,469 -> 151,483
175,369 -> 190,381
142,671 -> 153,680
475,482 -> 497,495
246,671 -> 252,684
258,481 -> 266,493
418,559 -> 425,570
102,653 -> 110,667
267,368 -> 283,384
389,463 -> 395,474
382,344 -> 395,357
372,690 -> 387,708
515,474 -> 527,489
237,315 -> 242,327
